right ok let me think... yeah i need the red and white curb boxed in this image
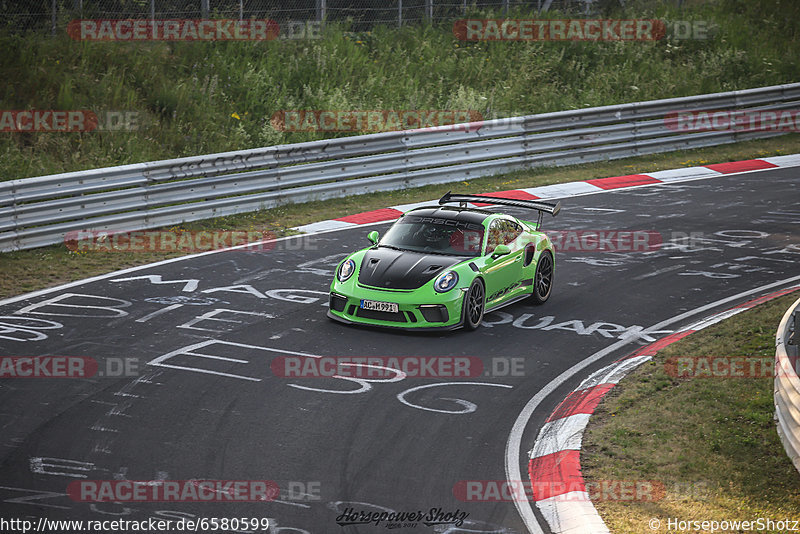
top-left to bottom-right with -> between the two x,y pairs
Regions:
527,284 -> 800,534
293,154 -> 800,234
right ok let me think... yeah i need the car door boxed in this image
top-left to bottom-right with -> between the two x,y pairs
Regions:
482,219 -> 523,306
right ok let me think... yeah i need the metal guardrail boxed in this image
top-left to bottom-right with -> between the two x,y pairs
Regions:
776,296 -> 800,475
1,82 -> 799,251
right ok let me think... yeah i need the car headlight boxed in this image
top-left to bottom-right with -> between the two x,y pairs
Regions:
337,259 -> 356,282
434,271 -> 459,293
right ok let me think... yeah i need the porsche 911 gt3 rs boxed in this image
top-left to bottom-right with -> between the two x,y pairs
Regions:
327,192 -> 561,330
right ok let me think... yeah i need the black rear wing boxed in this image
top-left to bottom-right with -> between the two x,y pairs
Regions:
439,191 -> 561,223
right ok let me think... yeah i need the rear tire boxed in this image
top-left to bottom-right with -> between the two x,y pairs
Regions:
531,251 -> 554,304
464,279 -> 485,330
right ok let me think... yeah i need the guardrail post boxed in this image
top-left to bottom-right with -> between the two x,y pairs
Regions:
316,0 -> 326,23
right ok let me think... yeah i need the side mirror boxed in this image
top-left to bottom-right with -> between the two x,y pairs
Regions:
490,244 -> 511,259
367,231 -> 380,245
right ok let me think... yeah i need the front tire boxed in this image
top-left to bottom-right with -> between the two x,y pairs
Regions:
531,251 -> 554,304
464,279 -> 485,330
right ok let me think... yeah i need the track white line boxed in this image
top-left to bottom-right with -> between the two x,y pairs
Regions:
506,274 -> 800,534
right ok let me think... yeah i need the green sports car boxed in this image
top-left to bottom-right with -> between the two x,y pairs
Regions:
327,192 -> 561,331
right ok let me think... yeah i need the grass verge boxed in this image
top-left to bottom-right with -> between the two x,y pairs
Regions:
582,291 -> 800,533
2,0 -> 799,180
2,133 -> 799,300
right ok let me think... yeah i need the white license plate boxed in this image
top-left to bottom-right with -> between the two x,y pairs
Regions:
360,299 -> 399,313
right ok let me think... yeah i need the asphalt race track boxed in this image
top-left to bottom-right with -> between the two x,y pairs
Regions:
0,167 -> 798,534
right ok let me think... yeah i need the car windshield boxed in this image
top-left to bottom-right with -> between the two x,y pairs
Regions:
379,215 -> 485,257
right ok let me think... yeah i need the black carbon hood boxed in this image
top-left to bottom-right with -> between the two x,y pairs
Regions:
357,247 -> 464,290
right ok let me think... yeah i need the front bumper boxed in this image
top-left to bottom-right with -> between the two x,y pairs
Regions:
327,283 -> 467,330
